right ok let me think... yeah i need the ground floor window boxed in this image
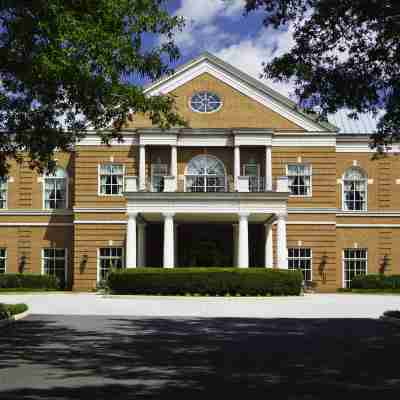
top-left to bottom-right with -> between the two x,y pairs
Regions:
98,247 -> 124,281
0,248 -> 6,273
343,248 -> 367,288
288,248 -> 312,281
42,248 -> 67,285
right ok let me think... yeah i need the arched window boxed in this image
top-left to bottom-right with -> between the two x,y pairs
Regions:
44,167 -> 68,209
343,167 -> 367,211
185,155 -> 226,192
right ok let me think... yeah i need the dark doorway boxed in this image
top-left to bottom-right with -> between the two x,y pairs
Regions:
178,224 -> 233,267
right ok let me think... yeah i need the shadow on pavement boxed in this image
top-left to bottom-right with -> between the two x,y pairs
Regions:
0,315 -> 400,399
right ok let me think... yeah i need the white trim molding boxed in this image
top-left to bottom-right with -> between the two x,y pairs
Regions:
0,222 -> 73,227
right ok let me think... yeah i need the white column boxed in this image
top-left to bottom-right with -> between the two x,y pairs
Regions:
276,211 -> 288,269
126,213 -> 137,268
171,145 -> 177,177
232,224 -> 238,267
238,212 -> 249,268
139,145 -> 146,190
265,145 -> 272,191
163,212 -> 175,268
265,222 -> 273,268
234,145 -> 240,191
137,223 -> 146,267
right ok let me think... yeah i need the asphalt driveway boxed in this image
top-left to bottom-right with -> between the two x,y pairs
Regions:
0,315 -> 400,399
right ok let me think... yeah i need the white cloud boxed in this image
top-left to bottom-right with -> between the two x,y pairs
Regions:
215,25 -> 296,97
173,0 -> 244,48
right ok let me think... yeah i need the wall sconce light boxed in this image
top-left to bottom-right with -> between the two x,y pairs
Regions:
318,253 -> 328,284
19,255 -> 27,274
379,254 -> 390,275
80,254 -> 88,274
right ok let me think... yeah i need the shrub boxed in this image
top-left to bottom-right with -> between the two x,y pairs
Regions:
0,303 -> 28,320
383,310 -> 400,319
0,274 -> 59,290
107,268 -> 303,296
351,274 -> 400,290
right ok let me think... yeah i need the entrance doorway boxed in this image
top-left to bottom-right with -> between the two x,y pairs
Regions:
178,224 -> 233,267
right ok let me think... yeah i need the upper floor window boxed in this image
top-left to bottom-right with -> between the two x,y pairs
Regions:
44,167 -> 67,209
151,159 -> 168,193
185,155 -> 226,193
0,248 -> 6,273
99,164 -> 124,196
190,91 -> 222,113
243,159 -> 262,192
343,167 -> 367,211
287,164 -> 312,196
0,177 -> 7,209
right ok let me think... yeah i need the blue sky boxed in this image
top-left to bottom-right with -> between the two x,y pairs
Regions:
145,0 -> 295,97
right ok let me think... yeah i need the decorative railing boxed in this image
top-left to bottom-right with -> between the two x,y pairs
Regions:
125,175 -> 289,194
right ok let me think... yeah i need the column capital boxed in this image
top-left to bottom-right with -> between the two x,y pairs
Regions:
128,212 -> 138,219
162,212 -> 175,218
276,210 -> 288,220
238,211 -> 250,219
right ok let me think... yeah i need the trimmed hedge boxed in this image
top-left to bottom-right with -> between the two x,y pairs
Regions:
0,303 -> 28,320
107,268 -> 303,296
0,274 -> 59,290
351,274 -> 400,290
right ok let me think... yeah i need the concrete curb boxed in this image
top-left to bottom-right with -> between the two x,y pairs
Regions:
380,315 -> 400,327
0,310 -> 30,328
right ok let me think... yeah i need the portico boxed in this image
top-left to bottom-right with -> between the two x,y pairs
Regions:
125,192 -> 289,269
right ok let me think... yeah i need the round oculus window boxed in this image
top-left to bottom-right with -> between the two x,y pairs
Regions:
190,91 -> 222,113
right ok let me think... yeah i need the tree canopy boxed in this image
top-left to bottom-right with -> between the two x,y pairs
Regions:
0,0 -> 185,176
245,0 -> 400,150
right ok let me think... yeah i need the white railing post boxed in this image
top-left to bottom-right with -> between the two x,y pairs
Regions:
237,176 -> 250,193
277,176 -> 289,192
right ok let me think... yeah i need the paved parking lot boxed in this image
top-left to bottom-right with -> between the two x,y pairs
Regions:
0,292 -> 400,318
1,314 -> 400,399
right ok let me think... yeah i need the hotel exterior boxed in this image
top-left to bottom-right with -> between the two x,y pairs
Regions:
0,53 -> 399,292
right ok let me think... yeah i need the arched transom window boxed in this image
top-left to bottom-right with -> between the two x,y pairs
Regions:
44,167 -> 67,209
343,167 -> 367,211
185,155 -> 226,192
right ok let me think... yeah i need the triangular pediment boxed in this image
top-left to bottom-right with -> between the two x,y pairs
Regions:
126,53 -> 338,132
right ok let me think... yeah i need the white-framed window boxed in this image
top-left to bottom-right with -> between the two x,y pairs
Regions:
99,164 -> 124,196
287,164 -> 312,196
342,167 -> 367,211
42,248 -> 67,286
98,247 -> 124,282
0,177 -> 7,209
185,154 -> 226,192
288,248 -> 312,281
343,248 -> 368,288
151,160 -> 168,193
189,91 -> 222,113
243,159 -> 262,192
0,248 -> 6,273
43,167 -> 68,209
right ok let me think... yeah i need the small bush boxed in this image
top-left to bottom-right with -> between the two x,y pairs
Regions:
0,274 -> 59,290
383,310 -> 400,319
351,274 -> 400,290
107,268 -> 303,296
0,303 -> 28,320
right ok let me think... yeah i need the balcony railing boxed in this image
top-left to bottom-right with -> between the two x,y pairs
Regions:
125,175 -> 289,194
